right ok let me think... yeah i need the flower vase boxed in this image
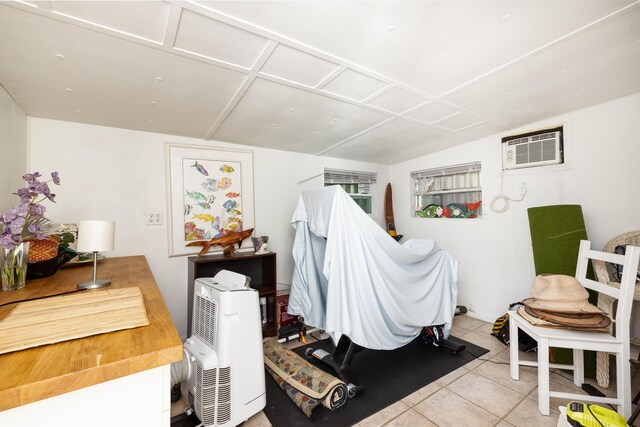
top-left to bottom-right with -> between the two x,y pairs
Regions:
1,242 -> 30,291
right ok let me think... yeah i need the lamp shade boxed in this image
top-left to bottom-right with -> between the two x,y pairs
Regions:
77,220 -> 115,252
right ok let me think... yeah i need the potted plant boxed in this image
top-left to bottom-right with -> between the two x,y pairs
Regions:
0,171 -> 61,290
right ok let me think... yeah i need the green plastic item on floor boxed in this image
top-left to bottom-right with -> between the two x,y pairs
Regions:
527,204 -> 597,378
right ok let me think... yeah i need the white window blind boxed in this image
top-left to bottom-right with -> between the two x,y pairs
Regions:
410,162 -> 481,180
324,169 -> 377,184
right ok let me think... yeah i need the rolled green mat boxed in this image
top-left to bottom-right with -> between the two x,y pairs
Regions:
528,205 -> 597,377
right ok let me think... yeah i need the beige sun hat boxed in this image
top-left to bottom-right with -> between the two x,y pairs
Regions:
522,274 -> 604,314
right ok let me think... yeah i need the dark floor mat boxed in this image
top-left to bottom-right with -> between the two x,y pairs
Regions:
264,335 -> 489,427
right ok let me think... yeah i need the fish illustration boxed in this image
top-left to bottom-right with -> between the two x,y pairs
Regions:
191,161 -> 209,176
226,192 -> 241,198
223,199 -> 238,213
185,190 -> 206,201
184,204 -> 192,215
218,177 -> 232,190
232,208 -> 242,215
220,165 -> 235,173
201,178 -> 218,192
196,202 -> 211,209
193,213 -> 217,222
207,195 -> 216,204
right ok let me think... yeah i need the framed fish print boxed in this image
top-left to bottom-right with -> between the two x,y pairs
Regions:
165,143 -> 255,257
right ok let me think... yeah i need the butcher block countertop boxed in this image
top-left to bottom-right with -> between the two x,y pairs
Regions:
0,256 -> 183,412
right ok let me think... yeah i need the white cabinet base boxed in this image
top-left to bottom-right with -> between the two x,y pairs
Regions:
0,365 -> 171,427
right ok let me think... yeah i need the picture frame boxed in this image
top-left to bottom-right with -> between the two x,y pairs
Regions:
165,143 -> 255,257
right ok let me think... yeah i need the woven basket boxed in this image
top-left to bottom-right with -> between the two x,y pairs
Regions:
27,236 -> 60,263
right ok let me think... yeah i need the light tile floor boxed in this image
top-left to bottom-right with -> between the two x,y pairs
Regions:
238,315 -> 640,427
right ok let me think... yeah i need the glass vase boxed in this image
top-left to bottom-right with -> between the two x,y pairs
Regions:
1,242 -> 30,291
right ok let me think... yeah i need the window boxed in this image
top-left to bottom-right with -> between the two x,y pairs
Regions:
324,168 -> 377,215
411,162 -> 482,218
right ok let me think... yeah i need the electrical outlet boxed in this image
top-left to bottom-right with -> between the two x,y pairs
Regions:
520,182 -> 528,196
146,212 -> 162,225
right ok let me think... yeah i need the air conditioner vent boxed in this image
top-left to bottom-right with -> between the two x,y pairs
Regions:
194,294 -> 217,348
502,126 -> 564,170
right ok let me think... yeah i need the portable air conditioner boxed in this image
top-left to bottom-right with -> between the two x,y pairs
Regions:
183,270 -> 266,427
502,127 -> 563,170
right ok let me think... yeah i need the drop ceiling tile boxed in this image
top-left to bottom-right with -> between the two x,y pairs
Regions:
0,6 -> 247,138
367,87 -> 426,114
322,69 -> 388,101
443,7 -> 640,129
259,44 -> 339,87
50,1 -> 172,43
433,111 -> 484,131
459,122 -> 506,140
323,119 -> 469,164
213,78 -> 389,153
405,101 -> 461,124
174,9 -> 269,68
204,1 -> 631,95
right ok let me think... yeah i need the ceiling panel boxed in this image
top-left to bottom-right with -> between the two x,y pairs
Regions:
322,69 -> 388,101
212,78 -> 390,153
405,101 -> 460,124
259,44 -> 339,87
323,118 -> 470,164
0,6 -> 247,138
433,111 -> 484,131
443,6 -> 640,129
50,1 -> 171,43
174,8 -> 269,68
458,122 -> 506,140
205,1 -> 633,95
367,87 -> 426,114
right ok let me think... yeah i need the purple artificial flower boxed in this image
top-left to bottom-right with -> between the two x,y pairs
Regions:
29,203 -> 46,219
14,187 -> 35,204
0,234 -> 18,250
27,223 -> 44,239
8,217 -> 26,235
0,171 -> 61,250
22,172 -> 42,182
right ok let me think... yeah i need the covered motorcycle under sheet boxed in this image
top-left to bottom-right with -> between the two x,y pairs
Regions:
289,185 -> 459,350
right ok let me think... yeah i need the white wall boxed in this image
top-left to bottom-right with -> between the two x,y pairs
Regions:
27,118 -> 389,338
0,85 -> 27,212
391,92 -> 640,325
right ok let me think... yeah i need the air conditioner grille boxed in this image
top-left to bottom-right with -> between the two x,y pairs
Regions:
194,294 -> 217,348
195,364 -> 232,426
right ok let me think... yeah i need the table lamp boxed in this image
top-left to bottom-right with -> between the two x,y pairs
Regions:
77,220 -> 115,290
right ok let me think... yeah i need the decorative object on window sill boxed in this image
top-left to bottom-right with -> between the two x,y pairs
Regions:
76,220 -> 116,290
415,200 -> 482,219
255,243 -> 270,255
0,171 -> 62,291
187,228 -> 254,257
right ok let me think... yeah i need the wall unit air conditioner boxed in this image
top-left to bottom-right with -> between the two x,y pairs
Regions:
502,126 -> 564,170
183,271 -> 266,427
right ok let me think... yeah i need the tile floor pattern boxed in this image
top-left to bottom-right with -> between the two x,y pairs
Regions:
237,315 -> 640,427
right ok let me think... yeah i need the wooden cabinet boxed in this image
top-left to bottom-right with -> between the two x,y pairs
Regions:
187,252 -> 277,338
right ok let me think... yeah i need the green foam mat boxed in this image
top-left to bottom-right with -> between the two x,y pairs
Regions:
528,204 -> 596,377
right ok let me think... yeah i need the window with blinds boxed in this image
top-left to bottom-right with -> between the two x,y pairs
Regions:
411,162 -> 482,218
324,168 -> 377,214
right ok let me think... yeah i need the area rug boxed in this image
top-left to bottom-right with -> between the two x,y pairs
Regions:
263,336 -> 488,427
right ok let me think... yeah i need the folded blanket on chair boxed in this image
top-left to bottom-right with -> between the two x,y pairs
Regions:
263,337 -> 348,417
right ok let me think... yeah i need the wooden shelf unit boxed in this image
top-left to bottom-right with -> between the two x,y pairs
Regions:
187,251 -> 277,338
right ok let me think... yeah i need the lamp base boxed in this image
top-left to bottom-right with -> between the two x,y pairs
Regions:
77,279 -> 112,290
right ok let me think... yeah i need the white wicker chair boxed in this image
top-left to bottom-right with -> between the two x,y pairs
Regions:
593,230 -> 640,388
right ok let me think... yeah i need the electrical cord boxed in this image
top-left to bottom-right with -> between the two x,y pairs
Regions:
0,288 -> 86,309
490,173 -> 527,213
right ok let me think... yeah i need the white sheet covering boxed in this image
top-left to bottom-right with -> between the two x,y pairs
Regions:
289,185 -> 459,350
